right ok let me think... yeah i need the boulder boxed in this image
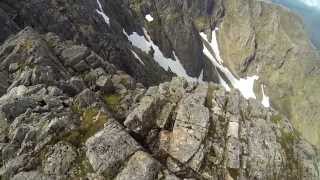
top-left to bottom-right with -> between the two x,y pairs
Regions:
42,142 -> 77,176
12,171 -> 53,180
168,84 -> 209,170
96,75 -> 114,93
85,120 -> 141,177
61,45 -> 90,67
115,151 -> 161,180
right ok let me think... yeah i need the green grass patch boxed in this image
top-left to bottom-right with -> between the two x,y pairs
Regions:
104,94 -> 122,112
64,107 -> 108,147
271,114 -> 283,124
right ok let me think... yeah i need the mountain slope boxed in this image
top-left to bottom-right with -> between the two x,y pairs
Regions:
0,0 -> 320,179
0,29 -> 318,179
272,0 -> 320,49
217,0 -> 320,147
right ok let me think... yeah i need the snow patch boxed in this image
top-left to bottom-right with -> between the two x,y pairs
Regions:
127,28 -> 197,81
261,85 -> 270,108
130,50 -> 145,66
217,72 -> 231,92
96,0 -> 110,25
200,29 -> 259,99
122,29 -> 129,37
127,31 -> 152,53
198,69 -> 204,82
145,14 -> 154,22
210,28 -> 223,64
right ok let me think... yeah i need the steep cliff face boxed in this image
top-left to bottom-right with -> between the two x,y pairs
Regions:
130,0 -> 320,147
126,0 -> 320,145
218,0 -> 320,147
0,0 -> 320,179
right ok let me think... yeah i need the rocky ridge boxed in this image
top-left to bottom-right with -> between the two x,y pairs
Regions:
0,0 -> 320,179
2,0 -> 320,147
0,27 -> 318,179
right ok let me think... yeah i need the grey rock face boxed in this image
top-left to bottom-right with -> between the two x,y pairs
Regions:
0,73 -> 318,180
96,75 -> 114,93
115,151 -> 161,180
0,26 -> 152,179
123,78 -> 320,180
0,71 -> 9,96
124,77 -> 191,136
12,171 -> 54,180
124,93 -> 162,136
0,7 -> 19,43
42,142 -> 77,176
3,0 -> 172,86
218,0 -> 320,147
85,120 -> 141,177
12,171 -> 53,180
0,0 -> 319,179
61,46 -> 90,67
168,84 -> 209,169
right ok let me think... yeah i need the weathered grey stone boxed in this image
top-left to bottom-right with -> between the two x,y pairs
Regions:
10,126 -> 30,145
9,63 -> 20,73
124,95 -> 160,135
47,86 -> 63,96
43,116 -> 69,135
112,73 -> 136,90
74,89 -> 98,108
30,66 -> 56,85
156,102 -> 175,128
61,45 -> 90,66
85,52 -> 104,69
1,144 -> 19,162
168,84 -> 209,165
85,120 -> 141,177
96,75 -> 114,93
0,71 -> 9,96
42,142 -> 77,176
0,154 -> 31,178
69,77 -> 87,94
115,151 -> 161,180
12,171 -> 53,180
0,97 -> 37,122
157,170 -> 181,180
74,60 -> 90,72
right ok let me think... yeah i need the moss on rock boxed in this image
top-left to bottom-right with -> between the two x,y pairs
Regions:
271,114 -> 283,124
64,107 -> 108,147
104,94 -> 122,112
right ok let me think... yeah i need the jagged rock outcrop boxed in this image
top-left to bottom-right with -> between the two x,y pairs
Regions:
124,77 -> 320,180
0,0 -> 173,86
0,27 -> 146,179
131,0 -> 320,148
2,71 -> 317,180
130,0 -> 225,80
0,0 -> 320,179
3,0 -> 320,149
